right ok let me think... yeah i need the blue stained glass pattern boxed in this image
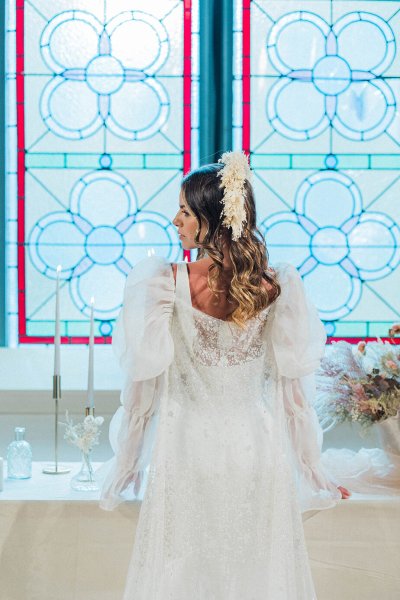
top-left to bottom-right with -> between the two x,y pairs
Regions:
234,0 -> 400,340
6,0 -> 198,344
260,170 -> 400,321
39,10 -> 171,141
28,170 -> 180,320
266,9 -> 396,142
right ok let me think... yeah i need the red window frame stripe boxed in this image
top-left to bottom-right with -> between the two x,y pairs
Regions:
16,0 -> 192,344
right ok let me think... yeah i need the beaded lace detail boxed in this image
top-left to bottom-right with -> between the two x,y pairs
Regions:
192,307 -> 270,367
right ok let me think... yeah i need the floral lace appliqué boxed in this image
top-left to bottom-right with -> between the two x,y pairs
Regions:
193,308 -> 270,367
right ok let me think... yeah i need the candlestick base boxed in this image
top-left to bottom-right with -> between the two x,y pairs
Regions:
43,374 -> 68,476
42,464 -> 71,475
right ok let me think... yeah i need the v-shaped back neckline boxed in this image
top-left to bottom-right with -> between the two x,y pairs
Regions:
175,261 -> 236,323
175,261 -> 270,325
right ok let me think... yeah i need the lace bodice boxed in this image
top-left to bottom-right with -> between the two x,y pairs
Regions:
192,309 -> 269,367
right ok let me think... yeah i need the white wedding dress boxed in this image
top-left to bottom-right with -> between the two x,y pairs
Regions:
99,257 -> 341,599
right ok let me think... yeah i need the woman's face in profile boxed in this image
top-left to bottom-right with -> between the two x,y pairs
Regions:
173,192 -> 206,250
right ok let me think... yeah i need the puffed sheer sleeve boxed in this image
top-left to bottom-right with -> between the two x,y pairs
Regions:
270,263 -> 326,379
99,256 -> 175,511
270,263 -> 341,513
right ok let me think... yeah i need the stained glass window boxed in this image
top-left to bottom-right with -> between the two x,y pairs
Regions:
234,0 -> 400,341
6,0 -> 198,345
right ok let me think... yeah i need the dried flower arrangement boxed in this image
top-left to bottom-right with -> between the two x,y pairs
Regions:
60,411 -> 104,454
317,337 -> 400,434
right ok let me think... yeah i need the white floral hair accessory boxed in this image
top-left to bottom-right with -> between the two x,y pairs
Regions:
217,150 -> 252,241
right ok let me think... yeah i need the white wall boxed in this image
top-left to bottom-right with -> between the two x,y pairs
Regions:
0,345 -> 122,390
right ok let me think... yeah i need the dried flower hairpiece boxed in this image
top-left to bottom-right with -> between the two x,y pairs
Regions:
217,150 -> 252,241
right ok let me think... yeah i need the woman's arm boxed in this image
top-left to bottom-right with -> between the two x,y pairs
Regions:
99,376 -> 162,510
269,263 -> 349,510
283,375 -> 350,504
99,256 -> 175,510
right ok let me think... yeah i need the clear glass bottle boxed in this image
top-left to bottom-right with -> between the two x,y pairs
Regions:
7,427 -> 32,479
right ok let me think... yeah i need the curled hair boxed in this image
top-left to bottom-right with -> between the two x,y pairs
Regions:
181,163 -> 281,327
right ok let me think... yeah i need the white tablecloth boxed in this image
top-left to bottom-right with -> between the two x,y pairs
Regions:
1,462 -> 399,600
1,461 -> 104,501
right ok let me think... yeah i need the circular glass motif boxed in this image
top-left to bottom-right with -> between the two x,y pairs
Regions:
324,322 -> 336,336
311,227 -> 348,264
85,226 -> 124,264
99,153 -> 112,169
86,55 -> 124,95
313,55 -> 351,95
324,154 -> 338,169
99,321 -> 113,336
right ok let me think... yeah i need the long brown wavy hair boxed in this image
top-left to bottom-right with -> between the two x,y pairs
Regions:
181,163 -> 281,327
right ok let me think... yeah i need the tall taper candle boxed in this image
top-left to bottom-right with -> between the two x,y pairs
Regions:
87,296 -> 95,409
54,265 -> 61,376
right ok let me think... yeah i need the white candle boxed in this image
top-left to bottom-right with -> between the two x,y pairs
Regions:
0,457 -> 3,492
87,296 -> 95,409
54,265 -> 61,376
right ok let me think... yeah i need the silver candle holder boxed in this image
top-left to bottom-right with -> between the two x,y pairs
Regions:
85,406 -> 95,417
42,374 -> 71,475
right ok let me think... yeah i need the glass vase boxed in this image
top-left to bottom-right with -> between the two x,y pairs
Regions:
7,427 -> 32,479
70,449 -> 99,491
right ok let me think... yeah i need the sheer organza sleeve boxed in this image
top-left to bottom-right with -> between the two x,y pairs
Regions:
99,256 -> 175,511
270,263 -> 326,379
271,263 -> 341,513
112,256 -> 175,382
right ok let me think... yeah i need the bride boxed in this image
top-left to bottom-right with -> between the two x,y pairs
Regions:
100,151 -> 350,599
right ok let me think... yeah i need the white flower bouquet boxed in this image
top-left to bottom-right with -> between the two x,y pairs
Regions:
60,411 -> 104,454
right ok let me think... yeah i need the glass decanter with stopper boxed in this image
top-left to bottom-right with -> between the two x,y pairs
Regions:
7,427 -> 32,479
